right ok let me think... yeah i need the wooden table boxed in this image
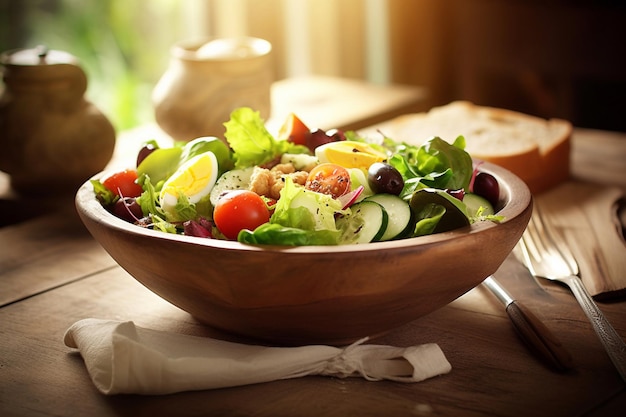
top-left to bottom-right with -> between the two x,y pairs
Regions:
1,77 -> 626,417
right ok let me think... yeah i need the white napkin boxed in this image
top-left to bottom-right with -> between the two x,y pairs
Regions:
64,318 -> 451,395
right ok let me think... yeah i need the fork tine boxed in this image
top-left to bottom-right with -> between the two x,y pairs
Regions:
519,206 -> 551,272
531,205 -> 579,276
517,234 -> 539,279
517,205 -> 574,280
516,213 -> 547,281
522,211 -> 543,264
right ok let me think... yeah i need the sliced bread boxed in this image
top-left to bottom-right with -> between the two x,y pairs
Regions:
375,101 -> 572,193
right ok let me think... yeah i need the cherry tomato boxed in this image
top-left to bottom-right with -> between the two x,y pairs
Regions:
305,163 -> 351,198
213,190 -> 271,240
102,169 -> 143,198
277,113 -> 310,146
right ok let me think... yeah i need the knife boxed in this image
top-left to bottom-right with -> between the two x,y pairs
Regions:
482,275 -> 574,372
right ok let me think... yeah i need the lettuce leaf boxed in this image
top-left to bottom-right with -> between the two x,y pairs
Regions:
136,145 -> 183,185
412,203 -> 446,236
271,176 -> 346,232
386,136 -> 473,199
91,179 -> 117,206
224,107 -> 309,169
238,224 -> 339,246
179,136 -> 234,175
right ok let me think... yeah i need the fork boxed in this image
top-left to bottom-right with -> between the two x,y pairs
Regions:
518,206 -> 626,382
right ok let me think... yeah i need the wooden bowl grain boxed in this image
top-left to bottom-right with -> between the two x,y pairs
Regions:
75,161 -> 532,346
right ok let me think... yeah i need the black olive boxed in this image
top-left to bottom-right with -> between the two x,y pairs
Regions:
367,162 -> 404,195
473,172 -> 500,208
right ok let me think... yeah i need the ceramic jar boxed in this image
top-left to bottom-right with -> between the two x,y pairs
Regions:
0,46 -> 116,195
152,37 -> 273,142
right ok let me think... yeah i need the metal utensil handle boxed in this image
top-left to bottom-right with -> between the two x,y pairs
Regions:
482,276 -> 573,371
505,301 -> 574,371
564,275 -> 626,382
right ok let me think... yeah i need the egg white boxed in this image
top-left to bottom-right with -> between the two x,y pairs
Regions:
160,152 -> 219,213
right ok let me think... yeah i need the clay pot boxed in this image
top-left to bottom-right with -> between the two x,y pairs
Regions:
152,37 -> 273,142
0,46 -> 116,195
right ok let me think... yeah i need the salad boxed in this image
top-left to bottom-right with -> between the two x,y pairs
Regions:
93,107 -> 503,246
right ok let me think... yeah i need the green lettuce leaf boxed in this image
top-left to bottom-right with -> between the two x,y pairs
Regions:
412,203 -> 446,236
224,107 -> 309,169
136,174 -> 163,218
136,144 -> 183,185
179,136 -> 234,175
386,136 -> 473,199
238,223 -> 339,246
271,176 -> 346,233
91,179 -> 117,206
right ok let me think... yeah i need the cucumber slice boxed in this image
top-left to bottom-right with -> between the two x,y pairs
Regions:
463,192 -> 495,217
280,153 -> 319,171
209,167 -> 254,206
365,194 -> 413,240
337,200 -> 388,244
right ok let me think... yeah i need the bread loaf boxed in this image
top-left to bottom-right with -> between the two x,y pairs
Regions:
376,101 -> 572,194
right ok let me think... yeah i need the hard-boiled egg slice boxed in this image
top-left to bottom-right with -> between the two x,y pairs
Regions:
160,152 -> 219,214
315,140 -> 387,170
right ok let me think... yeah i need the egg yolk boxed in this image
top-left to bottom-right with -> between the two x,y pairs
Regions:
160,152 -> 218,212
317,141 -> 387,170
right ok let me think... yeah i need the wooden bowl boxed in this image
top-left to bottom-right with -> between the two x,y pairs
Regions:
75,161 -> 532,346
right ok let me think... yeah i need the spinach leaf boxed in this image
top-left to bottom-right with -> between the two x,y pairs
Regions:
386,136 -> 473,199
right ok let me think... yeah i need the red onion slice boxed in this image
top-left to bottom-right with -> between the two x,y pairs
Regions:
338,185 -> 364,209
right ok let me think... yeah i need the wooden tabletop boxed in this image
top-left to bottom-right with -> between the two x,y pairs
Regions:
1,76 -> 625,417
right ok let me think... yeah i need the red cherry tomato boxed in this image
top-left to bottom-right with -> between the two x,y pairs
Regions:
102,169 -> 143,198
305,163 -> 351,199
213,190 -> 271,240
277,113 -> 310,146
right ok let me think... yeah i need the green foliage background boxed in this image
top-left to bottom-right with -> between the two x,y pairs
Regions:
0,0 -> 187,131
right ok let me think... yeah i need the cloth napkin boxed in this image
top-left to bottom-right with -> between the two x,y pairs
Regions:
64,318 -> 451,395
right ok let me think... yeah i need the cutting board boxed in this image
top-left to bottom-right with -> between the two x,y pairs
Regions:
535,182 -> 626,299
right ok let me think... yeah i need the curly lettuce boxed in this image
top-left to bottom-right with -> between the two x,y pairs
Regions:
224,107 -> 309,169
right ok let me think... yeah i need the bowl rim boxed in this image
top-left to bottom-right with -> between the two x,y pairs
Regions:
75,160 -> 531,254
